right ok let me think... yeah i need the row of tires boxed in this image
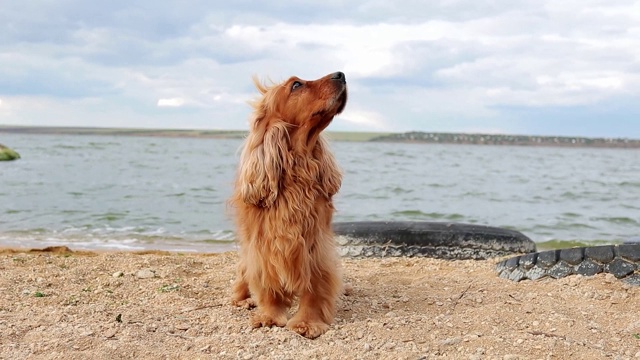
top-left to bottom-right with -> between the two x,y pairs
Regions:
333,221 -> 639,285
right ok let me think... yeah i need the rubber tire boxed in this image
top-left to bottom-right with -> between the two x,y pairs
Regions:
496,244 -> 640,285
333,221 -> 536,260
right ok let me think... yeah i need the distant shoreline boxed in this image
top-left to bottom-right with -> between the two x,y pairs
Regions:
1,125 -> 639,148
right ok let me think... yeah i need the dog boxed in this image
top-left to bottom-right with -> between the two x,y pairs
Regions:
229,72 -> 347,338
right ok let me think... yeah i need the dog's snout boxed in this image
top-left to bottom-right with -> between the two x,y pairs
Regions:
331,72 -> 346,83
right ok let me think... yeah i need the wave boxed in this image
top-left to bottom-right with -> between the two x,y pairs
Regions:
0,227 -> 236,253
391,210 -> 465,221
592,216 -> 638,225
619,181 -> 640,188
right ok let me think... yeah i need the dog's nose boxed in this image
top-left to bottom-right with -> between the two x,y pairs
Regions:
331,72 -> 346,83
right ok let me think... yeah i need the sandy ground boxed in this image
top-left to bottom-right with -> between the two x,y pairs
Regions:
0,247 -> 639,360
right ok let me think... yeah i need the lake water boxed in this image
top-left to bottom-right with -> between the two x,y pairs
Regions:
1,133 -> 638,252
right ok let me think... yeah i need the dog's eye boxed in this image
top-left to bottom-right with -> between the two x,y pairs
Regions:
291,81 -> 302,91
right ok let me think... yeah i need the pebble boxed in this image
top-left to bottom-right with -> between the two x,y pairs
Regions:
112,271 -> 124,278
343,283 -> 353,295
441,337 -> 461,346
103,328 -> 117,339
136,269 -> 156,279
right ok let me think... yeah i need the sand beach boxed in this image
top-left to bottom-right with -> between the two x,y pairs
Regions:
1,247 -> 638,359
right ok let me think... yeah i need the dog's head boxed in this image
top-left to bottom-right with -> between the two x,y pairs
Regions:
237,72 -> 347,207
252,72 -> 348,142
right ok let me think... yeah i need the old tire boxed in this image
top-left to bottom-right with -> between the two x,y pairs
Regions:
333,221 -> 536,260
496,244 -> 640,285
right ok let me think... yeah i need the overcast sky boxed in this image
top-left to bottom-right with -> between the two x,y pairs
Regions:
1,1 -> 639,137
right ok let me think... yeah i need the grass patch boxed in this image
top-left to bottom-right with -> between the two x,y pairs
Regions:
158,284 -> 180,293
325,131 -> 392,142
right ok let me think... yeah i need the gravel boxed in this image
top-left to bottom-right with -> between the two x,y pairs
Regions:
1,248 -> 639,359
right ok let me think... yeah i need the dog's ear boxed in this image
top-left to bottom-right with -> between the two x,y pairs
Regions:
314,137 -> 342,198
238,123 -> 289,207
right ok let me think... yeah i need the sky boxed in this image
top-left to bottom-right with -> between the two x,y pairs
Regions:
1,1 -> 640,138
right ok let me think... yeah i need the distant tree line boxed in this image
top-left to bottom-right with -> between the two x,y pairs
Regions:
370,131 -> 640,148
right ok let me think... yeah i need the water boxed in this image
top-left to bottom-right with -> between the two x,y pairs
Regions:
1,133 -> 638,252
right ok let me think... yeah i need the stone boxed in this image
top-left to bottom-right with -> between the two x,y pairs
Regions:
136,269 -> 156,279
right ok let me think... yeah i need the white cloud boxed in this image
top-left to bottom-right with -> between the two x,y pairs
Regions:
338,108 -> 389,131
224,22 -> 459,78
157,98 -> 185,107
2,1 -> 640,137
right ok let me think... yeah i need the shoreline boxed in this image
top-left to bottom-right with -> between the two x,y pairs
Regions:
0,236 -> 625,256
1,247 -> 638,359
2,125 -> 639,148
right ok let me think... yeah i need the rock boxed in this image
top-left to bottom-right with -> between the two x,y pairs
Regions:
112,271 -> 124,278
136,269 -> 156,279
103,328 -> 117,338
0,144 -> 20,161
440,337 -> 461,346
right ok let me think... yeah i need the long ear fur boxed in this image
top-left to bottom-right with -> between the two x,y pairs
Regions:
314,135 -> 342,198
238,122 -> 290,207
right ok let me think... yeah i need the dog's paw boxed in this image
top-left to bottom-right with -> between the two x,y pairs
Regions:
231,298 -> 256,309
250,311 -> 288,328
286,319 -> 329,339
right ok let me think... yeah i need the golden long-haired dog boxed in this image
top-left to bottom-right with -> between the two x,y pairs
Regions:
230,72 -> 347,338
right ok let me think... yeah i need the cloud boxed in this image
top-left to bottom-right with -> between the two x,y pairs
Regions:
338,108 -> 389,131
157,98 -> 185,107
1,1 -> 640,137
